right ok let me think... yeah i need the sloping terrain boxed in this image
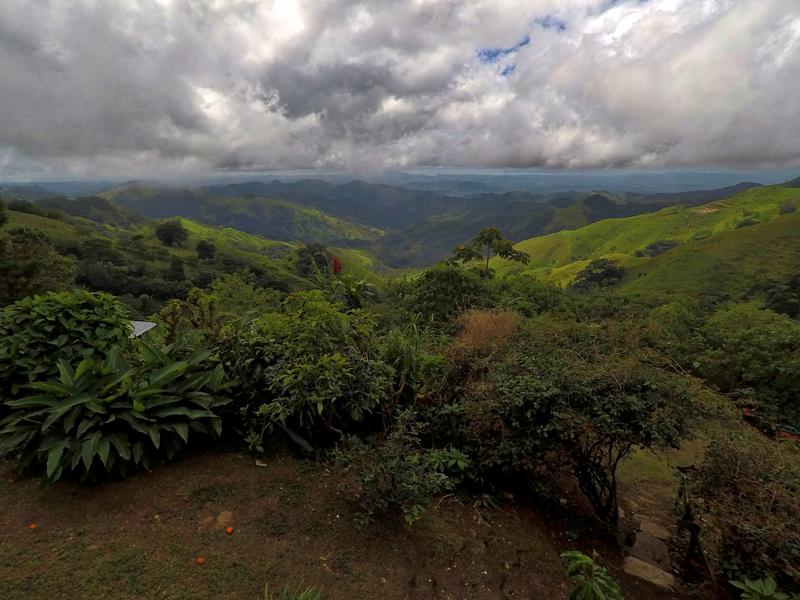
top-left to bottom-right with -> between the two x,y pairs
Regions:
102,185 -> 384,246
495,184 -> 800,296
0,451 -> 683,600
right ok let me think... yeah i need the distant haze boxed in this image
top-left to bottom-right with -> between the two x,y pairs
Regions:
0,0 -> 799,178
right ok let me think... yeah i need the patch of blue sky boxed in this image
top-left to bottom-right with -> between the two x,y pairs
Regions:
501,64 -> 516,77
535,15 -> 567,31
476,34 -> 530,64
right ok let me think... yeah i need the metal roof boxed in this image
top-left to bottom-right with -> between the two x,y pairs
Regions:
129,320 -> 157,338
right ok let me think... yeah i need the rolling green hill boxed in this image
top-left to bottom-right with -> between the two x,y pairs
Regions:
101,185 -> 384,246
495,184 -> 800,298
4,205 -> 384,311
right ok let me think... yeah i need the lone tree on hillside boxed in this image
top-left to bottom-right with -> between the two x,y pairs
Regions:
450,227 -> 530,277
196,239 -> 216,261
570,259 -> 624,292
155,219 -> 188,247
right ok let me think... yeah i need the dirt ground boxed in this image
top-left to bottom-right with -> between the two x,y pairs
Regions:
0,450 -> 687,600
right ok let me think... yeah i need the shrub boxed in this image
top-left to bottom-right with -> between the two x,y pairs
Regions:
635,239 -> 679,257
196,239 -> 216,260
406,263 -> 493,327
0,343 -> 228,483
218,291 -> 392,450
0,290 -> 130,401
698,302 -> 800,428
337,411 -> 453,525
0,228 -> 75,305
689,432 -> 800,591
456,309 -> 519,350
444,318 -> 697,523
765,273 -> 800,320
779,202 -> 797,215
561,550 -> 624,600
570,259 -> 625,292
493,276 -> 571,317
0,343 -> 228,482
0,199 -> 7,227
380,322 -> 445,408
737,218 -> 758,228
731,577 -> 796,600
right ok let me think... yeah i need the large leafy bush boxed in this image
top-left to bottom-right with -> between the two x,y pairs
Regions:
438,316 -> 697,523
0,228 -> 75,305
690,432 -> 800,591
0,343 -> 228,483
218,291 -> 392,449
698,302 -> 800,428
405,263 -> 493,328
337,411 -> 454,525
0,290 -> 130,401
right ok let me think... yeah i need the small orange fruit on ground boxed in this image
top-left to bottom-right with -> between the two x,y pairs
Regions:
225,526 -> 234,535
195,556 -> 205,565
28,523 -> 37,529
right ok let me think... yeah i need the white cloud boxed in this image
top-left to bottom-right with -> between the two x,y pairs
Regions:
0,0 -> 797,177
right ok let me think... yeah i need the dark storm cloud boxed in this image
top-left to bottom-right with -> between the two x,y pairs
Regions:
0,0 -> 798,177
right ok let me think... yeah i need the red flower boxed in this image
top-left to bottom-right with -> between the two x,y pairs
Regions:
331,255 -> 342,275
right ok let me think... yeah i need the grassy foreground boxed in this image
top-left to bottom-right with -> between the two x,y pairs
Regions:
0,451 -> 684,600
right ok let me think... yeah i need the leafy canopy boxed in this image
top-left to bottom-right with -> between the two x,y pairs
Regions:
451,227 -> 529,277
0,290 -> 130,401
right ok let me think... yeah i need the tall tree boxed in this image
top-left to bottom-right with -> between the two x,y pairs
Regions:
451,227 -> 529,277
196,239 -> 216,261
155,219 -> 188,247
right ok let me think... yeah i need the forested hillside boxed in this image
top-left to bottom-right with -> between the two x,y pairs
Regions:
1,177 -> 799,599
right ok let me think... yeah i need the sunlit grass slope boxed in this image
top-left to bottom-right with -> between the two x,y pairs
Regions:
494,185 -> 800,296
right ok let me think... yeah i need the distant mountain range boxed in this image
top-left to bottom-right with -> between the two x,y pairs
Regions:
5,175 -> 798,270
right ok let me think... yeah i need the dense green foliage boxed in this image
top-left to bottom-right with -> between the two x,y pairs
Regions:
0,227 -> 75,304
433,315 -> 696,522
450,226 -> 530,276
196,239 -> 216,260
1,180 -> 800,593
561,551 -> 624,600
0,343 -> 228,483
399,263 -> 493,327
155,219 -> 189,247
731,577 -> 797,600
570,259 -> 625,292
337,412 -> 454,525
218,291 -> 392,450
0,290 -> 130,401
690,432 -> 800,591
698,302 -> 800,428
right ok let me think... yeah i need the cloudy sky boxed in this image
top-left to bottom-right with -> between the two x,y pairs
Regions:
0,0 -> 798,178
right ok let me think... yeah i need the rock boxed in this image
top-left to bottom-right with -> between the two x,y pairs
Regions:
623,556 -> 675,590
215,511 -> 233,528
630,531 -> 672,570
640,519 -> 671,541
199,510 -> 234,531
